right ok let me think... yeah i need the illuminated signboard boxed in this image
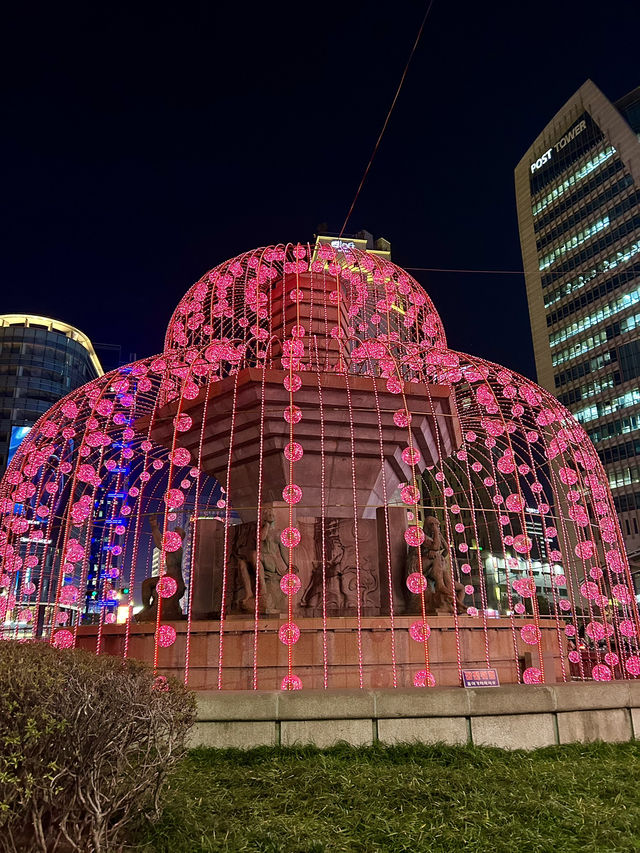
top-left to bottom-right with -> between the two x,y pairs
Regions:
529,111 -> 604,193
7,425 -> 31,467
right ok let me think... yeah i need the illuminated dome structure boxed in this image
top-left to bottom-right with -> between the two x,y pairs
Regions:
1,241 -> 638,690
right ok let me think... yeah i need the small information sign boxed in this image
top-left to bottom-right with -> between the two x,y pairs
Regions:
462,668 -> 500,688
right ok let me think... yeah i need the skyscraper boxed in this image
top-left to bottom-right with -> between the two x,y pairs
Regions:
516,79 -> 640,584
0,314 -> 103,472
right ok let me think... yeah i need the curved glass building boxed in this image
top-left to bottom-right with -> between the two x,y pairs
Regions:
0,315 -> 103,471
516,79 -> 640,586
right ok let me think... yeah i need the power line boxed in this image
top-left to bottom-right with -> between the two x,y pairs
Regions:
406,267 -> 525,275
339,0 -> 436,238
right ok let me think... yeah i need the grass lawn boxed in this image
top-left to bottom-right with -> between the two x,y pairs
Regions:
133,741 -> 640,852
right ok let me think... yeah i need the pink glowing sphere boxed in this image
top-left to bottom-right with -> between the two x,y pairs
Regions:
53,630 -> 74,649
401,447 -> 421,466
625,656 -> 640,676
170,447 -> 191,466
520,625 -> 541,645
404,526 -> 425,547
281,527 -> 301,548
568,651 -> 581,664
409,620 -> 431,642
157,576 -> 178,598
406,572 -> 428,594
592,664 -> 612,682
280,573 -> 301,596
157,625 -> 177,648
393,409 -> 412,428
585,621 -> 606,641
580,581 -> 599,600
284,441 -> 304,462
513,535 -> 532,555
466,606 -> 479,616
284,374 -> 302,392
619,620 -> 637,638
283,405 -> 303,424
401,485 -> 420,505
282,484 -> 303,505
522,667 -> 543,684
59,586 -> 79,606
514,603 -> 525,614
164,488 -> 185,508
173,413 -> 192,432
163,531 -> 183,552
605,652 -> 619,667
386,377 -> 403,394
574,540 -> 596,560
278,622 -> 301,645
413,670 -> 436,688
281,674 -> 303,690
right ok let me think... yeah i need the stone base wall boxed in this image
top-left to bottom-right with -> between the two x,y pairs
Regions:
191,682 -> 640,751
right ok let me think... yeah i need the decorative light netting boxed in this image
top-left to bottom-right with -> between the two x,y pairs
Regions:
1,242 -> 638,690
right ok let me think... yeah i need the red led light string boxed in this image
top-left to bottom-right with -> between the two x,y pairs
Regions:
216,369 -> 242,690
421,378 -> 463,685
313,339 -> 329,689
391,358 -> 432,686
343,369 -> 364,689
518,417 -> 568,682
183,367 -> 214,687
369,372 -> 398,687
481,371 -> 546,683
525,387 -> 587,680
251,355 -> 269,690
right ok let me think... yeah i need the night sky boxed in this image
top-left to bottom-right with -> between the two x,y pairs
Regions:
2,0 -> 639,379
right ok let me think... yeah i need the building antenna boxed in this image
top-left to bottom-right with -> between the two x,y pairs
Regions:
339,0 -> 436,238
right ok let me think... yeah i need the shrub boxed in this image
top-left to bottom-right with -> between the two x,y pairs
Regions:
0,640 -> 196,852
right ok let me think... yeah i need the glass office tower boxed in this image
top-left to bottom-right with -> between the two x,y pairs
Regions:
0,315 -> 103,472
516,79 -> 640,587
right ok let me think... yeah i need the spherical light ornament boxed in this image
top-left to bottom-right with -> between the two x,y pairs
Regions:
163,531 -> 182,552
605,652 -> 619,667
513,535 -> 532,555
157,576 -> 178,598
401,485 -> 420,505
466,606 -> 479,616
520,625 -> 541,645
157,625 -> 177,647
283,405 -> 302,424
173,413 -> 192,432
401,447 -> 421,466
278,622 -> 300,645
171,447 -> 191,466
281,527 -> 301,548
280,573 -> 301,596
282,484 -> 302,504
619,620 -> 637,638
164,488 -> 185,508
568,651 -> 581,663
406,572 -> 427,594
522,667 -> 543,684
59,586 -> 79,605
281,674 -> 303,690
592,664 -> 612,681
284,442 -> 303,462
53,630 -> 74,649
625,656 -> 640,676
393,409 -> 412,427
386,377 -> 403,394
409,620 -> 431,642
284,374 -> 302,392
414,670 -> 436,688
580,581 -> 599,600
404,526 -> 425,547
585,621 -> 606,641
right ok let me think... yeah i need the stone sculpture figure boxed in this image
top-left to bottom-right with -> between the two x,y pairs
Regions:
406,515 -> 466,614
136,515 -> 186,622
232,507 -> 288,614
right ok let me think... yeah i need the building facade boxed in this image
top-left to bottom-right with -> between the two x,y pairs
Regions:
0,315 -> 103,472
516,79 -> 640,581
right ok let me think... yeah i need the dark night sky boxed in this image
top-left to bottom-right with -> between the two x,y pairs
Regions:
2,0 -> 639,379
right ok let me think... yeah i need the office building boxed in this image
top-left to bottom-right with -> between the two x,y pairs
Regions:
516,80 -> 640,583
0,314 -> 103,471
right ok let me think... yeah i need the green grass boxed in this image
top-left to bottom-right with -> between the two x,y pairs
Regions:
132,741 -> 640,852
